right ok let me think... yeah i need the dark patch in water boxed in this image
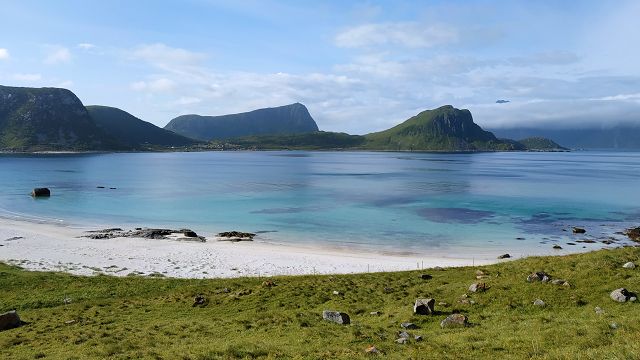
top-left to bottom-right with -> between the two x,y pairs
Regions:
251,207 -> 319,214
418,208 -> 494,224
254,230 -> 278,234
271,153 -> 312,158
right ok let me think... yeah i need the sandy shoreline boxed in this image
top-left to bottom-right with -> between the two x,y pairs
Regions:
0,217 -> 511,278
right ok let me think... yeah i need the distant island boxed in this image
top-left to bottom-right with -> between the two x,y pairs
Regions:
0,84 -> 583,152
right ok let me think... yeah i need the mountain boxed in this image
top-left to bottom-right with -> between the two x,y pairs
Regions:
491,126 -> 640,149
0,85 -> 117,151
363,105 -> 524,151
221,131 -> 365,150
164,103 -> 319,141
87,105 -> 199,149
517,136 -> 567,151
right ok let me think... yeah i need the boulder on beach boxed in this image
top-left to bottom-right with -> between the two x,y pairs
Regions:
413,298 -> 435,315
624,227 -> 640,242
0,310 -> 21,331
216,231 -> 256,241
322,310 -> 350,325
31,188 -> 50,197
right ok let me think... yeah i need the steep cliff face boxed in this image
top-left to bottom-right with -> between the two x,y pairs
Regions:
0,86 -> 116,151
164,103 -> 320,141
364,105 -> 522,151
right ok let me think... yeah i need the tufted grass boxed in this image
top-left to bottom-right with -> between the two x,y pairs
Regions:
1,246 -> 639,359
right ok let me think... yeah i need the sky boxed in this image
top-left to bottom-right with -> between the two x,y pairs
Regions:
1,0 -> 639,134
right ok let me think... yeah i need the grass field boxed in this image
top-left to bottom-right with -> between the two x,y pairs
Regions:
1,247 -> 639,359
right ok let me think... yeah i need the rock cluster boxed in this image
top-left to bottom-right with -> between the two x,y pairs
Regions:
83,228 -> 206,242
610,288 -> 637,303
216,231 -> 256,241
527,272 -> 551,282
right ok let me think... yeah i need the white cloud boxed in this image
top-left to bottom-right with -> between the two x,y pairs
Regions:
12,73 -> 42,82
131,43 -> 204,68
77,43 -> 96,50
174,96 -> 202,105
0,48 -> 9,60
44,46 -> 71,64
335,22 -> 458,48
130,78 -> 176,92
57,80 -> 74,88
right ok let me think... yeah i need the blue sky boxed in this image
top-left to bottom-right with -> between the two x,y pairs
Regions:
1,0 -> 639,133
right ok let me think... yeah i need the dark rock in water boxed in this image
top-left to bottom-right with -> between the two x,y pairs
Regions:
527,272 -> 551,283
414,298 -> 435,315
440,314 -> 469,328
109,187 -> 117,190
553,245 -> 563,249
469,282 -> 489,293
497,254 -> 511,259
0,310 -> 21,331
420,274 -> 432,280
322,310 -> 350,325
97,186 -> 105,189
610,288 -> 637,303
192,294 -> 208,307
401,322 -> 418,329
624,227 -> 640,242
572,227 -> 586,234
217,231 -> 256,241
566,242 -> 577,246
31,188 -> 50,197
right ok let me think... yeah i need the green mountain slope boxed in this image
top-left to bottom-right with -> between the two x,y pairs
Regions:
222,131 -> 365,150
164,103 -> 319,141
363,105 -> 523,151
0,86 -> 117,151
87,105 -> 199,149
518,136 -> 567,151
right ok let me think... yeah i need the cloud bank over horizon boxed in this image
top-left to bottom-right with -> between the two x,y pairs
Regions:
0,0 -> 639,133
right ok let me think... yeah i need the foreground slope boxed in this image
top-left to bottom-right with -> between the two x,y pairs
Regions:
87,105 -> 199,149
364,105 -> 524,151
1,247 -> 638,359
165,103 -> 320,141
0,86 -> 116,151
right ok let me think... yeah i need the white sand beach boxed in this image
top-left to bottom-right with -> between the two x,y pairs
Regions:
0,217 -> 504,278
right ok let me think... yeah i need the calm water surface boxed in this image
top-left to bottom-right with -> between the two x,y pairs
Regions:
1,151 -> 638,255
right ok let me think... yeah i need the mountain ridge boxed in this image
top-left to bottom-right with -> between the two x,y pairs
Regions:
165,102 -> 319,141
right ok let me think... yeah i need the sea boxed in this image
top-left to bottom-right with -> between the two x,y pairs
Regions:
1,150 -> 638,256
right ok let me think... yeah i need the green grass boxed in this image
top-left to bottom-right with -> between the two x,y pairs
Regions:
1,247 -> 639,359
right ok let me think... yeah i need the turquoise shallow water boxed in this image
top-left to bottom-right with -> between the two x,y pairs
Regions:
0,151 -> 638,255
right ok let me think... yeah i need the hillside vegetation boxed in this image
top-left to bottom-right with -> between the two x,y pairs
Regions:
87,106 -> 199,149
0,86 -> 117,151
363,106 -> 524,151
1,247 -> 639,359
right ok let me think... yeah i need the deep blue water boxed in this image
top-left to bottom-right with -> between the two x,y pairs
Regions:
1,151 -> 638,254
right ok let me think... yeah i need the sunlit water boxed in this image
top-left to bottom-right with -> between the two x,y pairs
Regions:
1,151 -> 638,256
